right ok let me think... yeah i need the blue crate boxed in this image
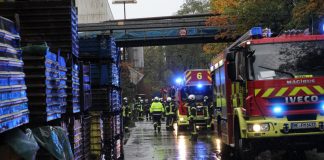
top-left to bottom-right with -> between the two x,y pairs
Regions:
46,113 -> 61,122
0,111 -> 29,133
0,90 -> 27,101
0,73 -> 25,86
0,102 -> 28,117
0,44 -> 22,60
0,59 -> 23,72
79,35 -> 117,60
0,31 -> 20,48
0,16 -> 19,35
58,56 -> 66,67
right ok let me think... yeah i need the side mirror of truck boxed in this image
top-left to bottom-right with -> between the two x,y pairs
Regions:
227,61 -> 236,81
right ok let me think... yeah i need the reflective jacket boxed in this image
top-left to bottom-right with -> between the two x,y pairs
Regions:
165,102 -> 176,115
150,102 -> 165,115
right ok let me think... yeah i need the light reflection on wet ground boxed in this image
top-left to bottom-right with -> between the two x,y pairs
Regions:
124,121 -> 220,160
123,121 -> 324,160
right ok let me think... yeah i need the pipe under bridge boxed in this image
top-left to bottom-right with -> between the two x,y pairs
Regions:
78,14 -> 228,47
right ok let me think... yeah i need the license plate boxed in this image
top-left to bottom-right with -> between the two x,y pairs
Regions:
291,122 -> 316,129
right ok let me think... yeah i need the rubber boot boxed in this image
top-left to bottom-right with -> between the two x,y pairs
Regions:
154,123 -> 157,131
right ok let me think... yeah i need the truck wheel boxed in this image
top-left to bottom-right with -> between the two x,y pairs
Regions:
234,124 -> 254,160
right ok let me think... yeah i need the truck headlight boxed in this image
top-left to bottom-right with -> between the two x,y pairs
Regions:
248,123 -> 270,132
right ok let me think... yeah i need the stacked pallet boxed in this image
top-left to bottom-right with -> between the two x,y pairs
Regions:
0,1 -> 79,58
79,33 -> 123,159
22,45 -> 66,123
82,114 -> 91,160
66,115 -> 83,160
89,111 -> 101,159
0,16 -> 29,133
66,62 -> 80,114
80,62 -> 91,112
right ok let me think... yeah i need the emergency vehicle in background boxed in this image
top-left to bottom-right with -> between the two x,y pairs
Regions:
210,27 -> 324,159
175,69 -> 213,129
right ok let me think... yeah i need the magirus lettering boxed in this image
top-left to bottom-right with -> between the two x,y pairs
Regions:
285,96 -> 319,103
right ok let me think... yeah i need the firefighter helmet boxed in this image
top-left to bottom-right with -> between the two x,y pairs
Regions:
204,96 -> 208,100
123,97 -> 128,101
188,94 -> 195,101
167,97 -> 172,102
154,97 -> 159,102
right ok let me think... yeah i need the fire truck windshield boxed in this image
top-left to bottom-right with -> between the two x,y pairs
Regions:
249,40 -> 324,80
181,86 -> 212,102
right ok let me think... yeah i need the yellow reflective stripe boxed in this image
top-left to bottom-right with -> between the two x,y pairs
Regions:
255,89 -> 261,96
186,76 -> 192,83
275,87 -> 289,97
313,85 -> 324,94
231,84 -> 235,93
261,88 -> 275,97
289,86 -> 314,96
186,71 -> 191,78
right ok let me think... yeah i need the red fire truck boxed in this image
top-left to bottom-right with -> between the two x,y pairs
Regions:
210,27 -> 324,159
176,69 -> 213,129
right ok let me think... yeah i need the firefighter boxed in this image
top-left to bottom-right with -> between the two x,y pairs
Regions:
187,94 -> 198,140
150,97 -> 165,132
144,99 -> 151,121
160,98 -> 166,121
203,96 -> 214,129
165,97 -> 176,131
137,99 -> 144,121
122,97 -> 131,131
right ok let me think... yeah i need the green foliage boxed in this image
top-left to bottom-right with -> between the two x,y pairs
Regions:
210,0 -> 324,35
177,0 -> 211,15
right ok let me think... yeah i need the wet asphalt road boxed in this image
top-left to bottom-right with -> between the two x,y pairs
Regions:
123,121 -> 324,160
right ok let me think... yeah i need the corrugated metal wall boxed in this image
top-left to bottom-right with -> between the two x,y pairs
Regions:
76,0 -> 114,23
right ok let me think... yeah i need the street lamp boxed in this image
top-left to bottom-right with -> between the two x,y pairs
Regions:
113,0 -> 137,61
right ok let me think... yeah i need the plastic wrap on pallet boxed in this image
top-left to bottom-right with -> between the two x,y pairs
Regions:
0,16 -> 29,133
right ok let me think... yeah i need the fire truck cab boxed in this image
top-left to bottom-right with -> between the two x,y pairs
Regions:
176,69 -> 213,129
211,27 -> 324,159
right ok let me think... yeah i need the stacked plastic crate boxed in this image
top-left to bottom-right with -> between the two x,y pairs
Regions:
66,116 -> 83,160
0,16 -> 29,133
58,55 -> 68,114
79,33 -> 122,159
80,62 -> 91,112
23,45 -> 65,123
89,111 -> 102,159
82,114 -> 91,160
67,62 -> 80,114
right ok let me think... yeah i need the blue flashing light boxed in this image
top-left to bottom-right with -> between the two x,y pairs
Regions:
197,83 -> 203,89
321,22 -> 324,33
321,103 -> 324,111
250,27 -> 263,37
175,78 -> 183,84
272,105 -> 283,115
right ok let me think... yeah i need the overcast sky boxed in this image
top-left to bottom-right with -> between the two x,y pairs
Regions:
109,0 -> 185,19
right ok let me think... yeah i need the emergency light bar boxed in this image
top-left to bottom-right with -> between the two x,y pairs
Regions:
227,27 -> 272,51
